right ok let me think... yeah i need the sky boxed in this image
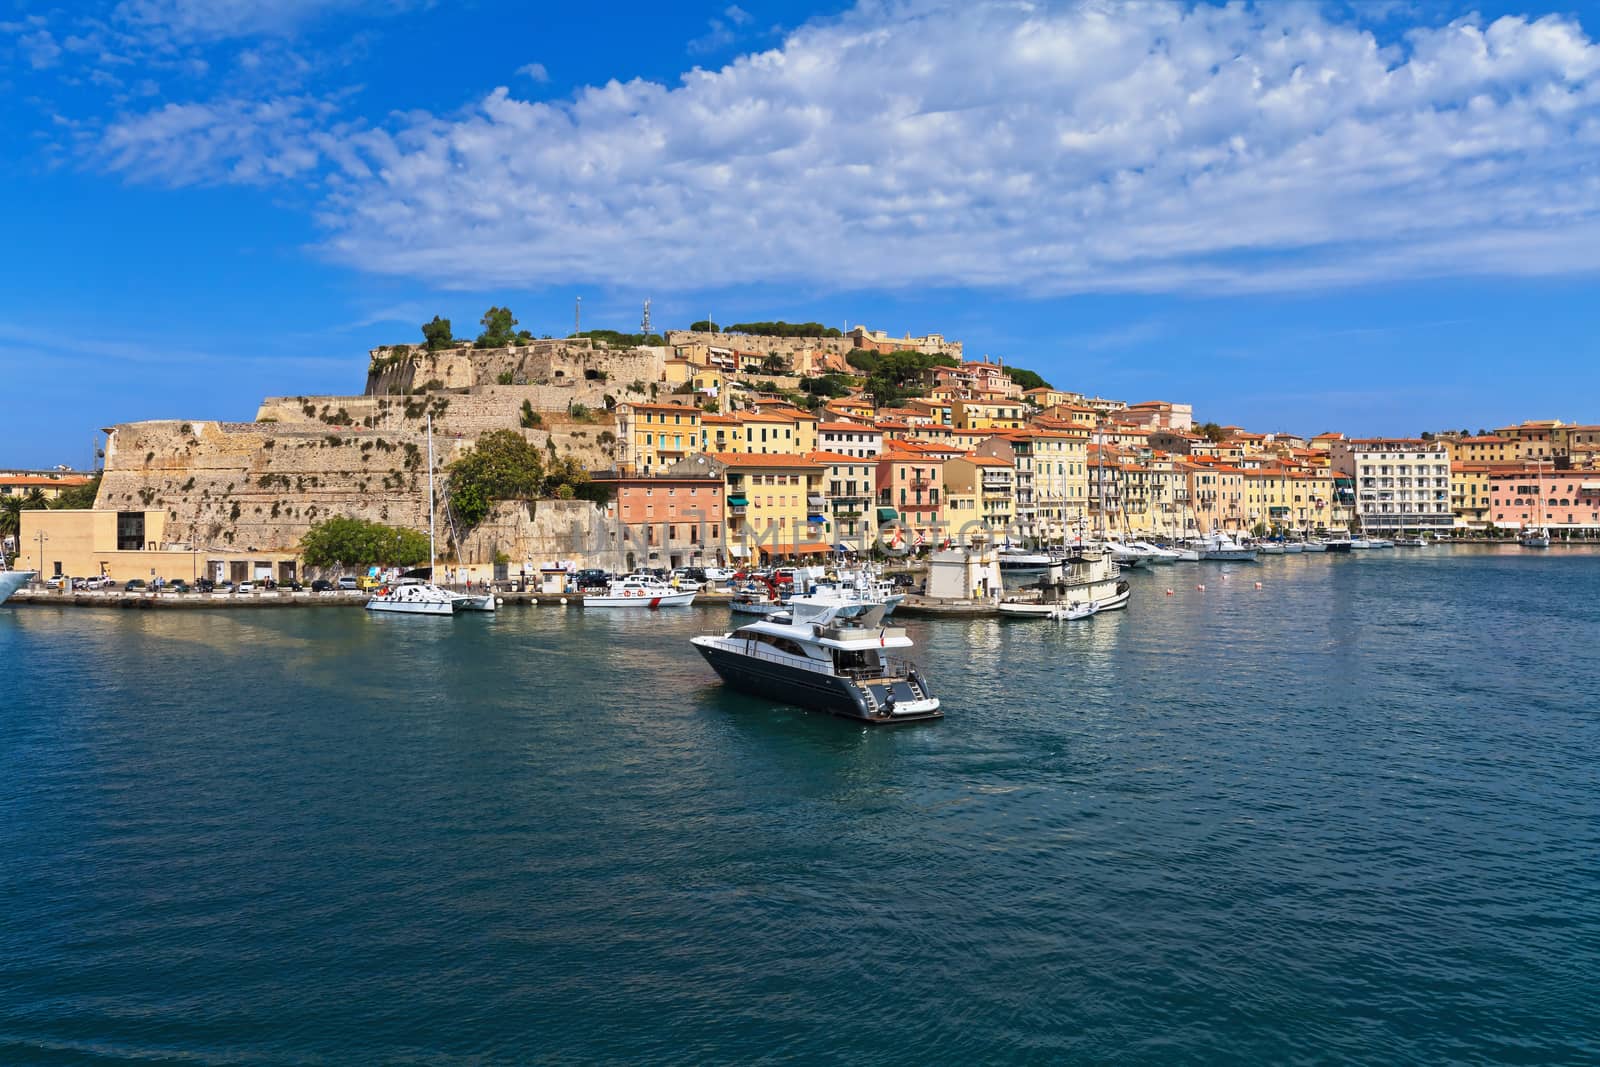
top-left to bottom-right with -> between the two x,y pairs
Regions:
2,0 -> 1599,469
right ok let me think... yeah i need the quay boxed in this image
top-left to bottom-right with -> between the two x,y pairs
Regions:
6,588 -> 743,609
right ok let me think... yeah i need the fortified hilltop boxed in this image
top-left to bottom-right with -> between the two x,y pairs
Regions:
94,338 -> 673,568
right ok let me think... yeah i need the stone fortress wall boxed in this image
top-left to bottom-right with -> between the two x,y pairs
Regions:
664,328 -> 963,360
95,340 -> 672,565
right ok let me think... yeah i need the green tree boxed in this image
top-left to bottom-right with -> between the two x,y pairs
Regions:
1005,367 -> 1051,391
446,429 -> 545,527
0,496 -> 24,540
421,316 -> 454,351
760,353 -> 789,375
49,473 -> 102,509
725,321 -> 842,338
1197,421 -> 1227,443
301,517 -> 432,568
519,400 -> 543,428
689,320 -> 719,332
476,306 -> 518,348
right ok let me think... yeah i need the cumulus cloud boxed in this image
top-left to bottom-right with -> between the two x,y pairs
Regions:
516,61 -> 549,83
91,0 -> 1600,295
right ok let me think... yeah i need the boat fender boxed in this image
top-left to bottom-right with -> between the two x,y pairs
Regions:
1165,589 -> 1174,596
1196,584 -> 1206,591
1254,582 -> 1263,590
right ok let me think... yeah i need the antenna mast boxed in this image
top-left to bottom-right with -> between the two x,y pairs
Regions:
640,297 -> 653,336
574,296 -> 582,338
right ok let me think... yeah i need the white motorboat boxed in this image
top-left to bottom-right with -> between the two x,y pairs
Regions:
804,568 -> 905,615
729,579 -> 787,616
999,549 -> 1130,617
1299,539 -> 1328,553
1394,537 -> 1426,547
1186,533 -> 1258,562
585,574 -> 697,608
1050,601 -> 1098,621
1257,541 -> 1287,555
996,547 -> 1055,574
1282,541 -> 1305,554
692,596 -> 941,723
0,563 -> 35,604
1100,541 -> 1149,568
1129,540 -> 1182,564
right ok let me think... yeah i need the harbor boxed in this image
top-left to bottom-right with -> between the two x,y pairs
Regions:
5,545 -> 1596,1063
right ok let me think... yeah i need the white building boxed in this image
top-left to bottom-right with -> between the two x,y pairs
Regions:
1330,438 -> 1452,533
817,421 -> 884,460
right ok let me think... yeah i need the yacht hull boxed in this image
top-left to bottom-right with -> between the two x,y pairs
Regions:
1200,549 -> 1258,561
584,591 -> 697,608
0,571 -> 34,604
999,581 -> 1131,617
692,641 -> 941,724
365,598 -> 455,616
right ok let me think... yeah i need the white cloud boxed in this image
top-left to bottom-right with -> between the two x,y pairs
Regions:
515,61 -> 549,83
100,94 -> 342,184
90,0 -> 1600,296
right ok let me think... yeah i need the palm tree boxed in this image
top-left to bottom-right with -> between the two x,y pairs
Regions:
0,496 -> 21,540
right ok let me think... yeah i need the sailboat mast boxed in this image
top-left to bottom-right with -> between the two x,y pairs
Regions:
427,414 -> 436,581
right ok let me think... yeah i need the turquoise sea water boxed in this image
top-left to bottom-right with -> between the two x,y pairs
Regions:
3,546 -> 1598,1064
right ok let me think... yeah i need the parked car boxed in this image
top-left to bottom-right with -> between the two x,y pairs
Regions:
281,580 -> 303,591
124,578 -> 147,591
217,581 -> 235,592
702,567 -> 734,583
195,577 -> 215,593
336,576 -> 359,591
574,568 -> 610,589
310,579 -> 334,593
236,581 -> 256,593
168,579 -> 189,593
84,576 -> 113,590
44,575 -> 68,589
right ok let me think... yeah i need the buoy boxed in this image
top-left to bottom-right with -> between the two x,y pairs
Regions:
1165,588 -> 1174,596
1196,584 -> 1206,591
1254,582 -> 1263,590
1221,574 -> 1228,581
559,597 -> 568,605
496,596 -> 505,606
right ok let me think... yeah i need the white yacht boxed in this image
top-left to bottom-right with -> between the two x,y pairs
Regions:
1256,541 -> 1287,555
584,574 -> 696,608
802,568 -> 904,615
999,549 -> 1130,618
1129,540 -> 1182,564
692,595 -> 940,723
366,578 -> 457,616
996,546 -> 1055,575
1,561 -> 35,604
1186,532 -> 1258,562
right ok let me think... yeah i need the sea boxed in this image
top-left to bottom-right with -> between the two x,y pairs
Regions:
3,545 -> 1598,1064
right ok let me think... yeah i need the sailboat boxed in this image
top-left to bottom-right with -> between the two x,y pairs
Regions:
366,415 -> 494,615
1521,460 -> 1552,548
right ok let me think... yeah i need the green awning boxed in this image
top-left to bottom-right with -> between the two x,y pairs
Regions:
877,507 -> 898,521
727,495 -> 748,506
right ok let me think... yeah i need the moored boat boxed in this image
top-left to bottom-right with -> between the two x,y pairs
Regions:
0,562 -> 35,605
585,574 -> 697,608
999,549 -> 1130,618
1186,533 -> 1258,562
366,578 -> 457,615
691,596 -> 941,723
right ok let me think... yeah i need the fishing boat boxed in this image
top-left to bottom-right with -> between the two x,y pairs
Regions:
998,548 -> 1130,617
366,415 -> 480,616
729,578 -> 787,616
584,574 -> 697,608
691,595 -> 941,723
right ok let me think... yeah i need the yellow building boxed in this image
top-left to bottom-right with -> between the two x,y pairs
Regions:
1186,460 -> 1247,532
953,399 -> 1028,431
1450,462 -> 1504,529
944,456 -> 1015,539
1445,435 -> 1518,464
699,413 -> 745,453
690,366 -> 726,398
1,470 -> 97,502
619,402 -> 703,474
806,450 -> 878,545
17,508 -> 300,584
1243,466 -> 1296,533
1022,387 -> 1082,409
713,453 -> 828,560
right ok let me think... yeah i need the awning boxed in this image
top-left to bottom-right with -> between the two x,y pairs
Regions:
808,514 -> 827,524
877,507 -> 898,521
834,542 -> 854,553
727,495 -> 748,506
727,544 -> 747,557
757,542 -> 834,556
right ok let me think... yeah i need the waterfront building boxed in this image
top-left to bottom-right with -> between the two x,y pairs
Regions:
1493,420 -> 1563,462
944,455 -> 1015,541
805,451 -> 878,546
617,402 -> 703,475
710,453 -> 829,562
1022,387 -> 1085,410
1185,458 -> 1248,533
1557,425 -> 1600,468
974,428 -> 1088,543
1330,438 -> 1453,534
1449,462 -> 1506,532
17,508 -> 300,584
876,450 -> 946,550
1120,401 -> 1195,432
1487,465 -> 1600,535
596,467 -> 725,569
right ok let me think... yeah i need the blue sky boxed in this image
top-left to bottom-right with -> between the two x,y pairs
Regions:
3,0 -> 1599,469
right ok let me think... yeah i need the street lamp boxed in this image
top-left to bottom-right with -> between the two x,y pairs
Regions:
35,529 -> 48,586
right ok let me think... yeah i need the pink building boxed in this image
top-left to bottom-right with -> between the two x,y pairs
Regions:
1488,467 -> 1600,534
597,473 -> 725,568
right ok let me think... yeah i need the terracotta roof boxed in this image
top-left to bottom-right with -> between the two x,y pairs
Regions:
817,421 -> 882,433
710,452 -> 822,469
804,450 -> 874,465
